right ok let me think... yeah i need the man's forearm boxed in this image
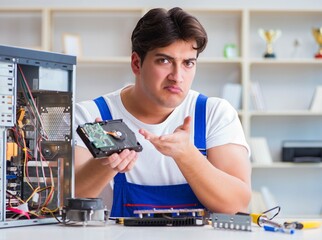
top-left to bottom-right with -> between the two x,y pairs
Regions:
174,144 -> 251,213
75,157 -> 117,198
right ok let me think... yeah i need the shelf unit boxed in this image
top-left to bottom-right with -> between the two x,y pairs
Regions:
49,8 -> 144,101
1,7 -> 322,217
247,9 -> 322,217
0,8 -> 44,50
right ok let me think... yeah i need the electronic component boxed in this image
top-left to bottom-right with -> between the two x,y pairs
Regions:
211,213 -> 252,231
77,119 -> 143,158
117,208 -> 206,226
120,217 -> 204,226
0,45 -> 76,228
61,198 -> 109,225
6,142 -> 18,160
0,62 -> 15,127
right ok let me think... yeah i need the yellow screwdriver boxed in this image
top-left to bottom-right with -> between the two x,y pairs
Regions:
250,213 -> 282,227
283,221 -> 321,230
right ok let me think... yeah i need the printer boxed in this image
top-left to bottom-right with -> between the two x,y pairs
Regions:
282,141 -> 322,163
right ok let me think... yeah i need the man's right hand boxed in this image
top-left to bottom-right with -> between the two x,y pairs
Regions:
100,149 -> 139,173
93,117 -> 139,173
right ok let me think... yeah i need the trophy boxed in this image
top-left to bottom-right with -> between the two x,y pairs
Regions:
312,28 -> 322,59
258,29 -> 282,58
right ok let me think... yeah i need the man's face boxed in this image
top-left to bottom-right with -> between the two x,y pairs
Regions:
132,40 -> 198,109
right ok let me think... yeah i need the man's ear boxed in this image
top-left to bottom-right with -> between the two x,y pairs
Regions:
131,52 -> 141,75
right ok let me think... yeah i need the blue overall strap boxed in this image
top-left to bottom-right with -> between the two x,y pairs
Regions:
93,96 -> 112,121
93,96 -> 126,190
194,94 -> 208,156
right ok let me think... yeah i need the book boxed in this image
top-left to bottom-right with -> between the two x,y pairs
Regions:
221,83 -> 242,110
250,137 -> 272,165
310,85 -> 322,112
250,81 -> 265,111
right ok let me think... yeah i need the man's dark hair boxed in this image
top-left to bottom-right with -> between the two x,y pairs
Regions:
131,7 -> 208,63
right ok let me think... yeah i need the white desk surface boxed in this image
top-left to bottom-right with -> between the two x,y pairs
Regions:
0,221 -> 322,240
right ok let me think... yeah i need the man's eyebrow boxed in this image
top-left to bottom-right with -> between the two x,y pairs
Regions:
154,53 -> 197,61
155,53 -> 174,60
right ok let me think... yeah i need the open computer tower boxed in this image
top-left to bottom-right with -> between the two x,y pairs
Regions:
0,45 -> 76,228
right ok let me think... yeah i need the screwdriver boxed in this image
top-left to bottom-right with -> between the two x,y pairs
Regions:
250,213 -> 282,228
283,221 -> 321,230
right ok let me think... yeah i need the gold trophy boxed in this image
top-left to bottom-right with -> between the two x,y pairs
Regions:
258,29 -> 281,58
312,28 -> 322,59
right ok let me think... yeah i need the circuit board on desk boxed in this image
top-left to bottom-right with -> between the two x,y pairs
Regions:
117,208 -> 206,226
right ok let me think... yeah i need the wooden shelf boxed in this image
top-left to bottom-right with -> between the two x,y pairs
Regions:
252,162 -> 322,169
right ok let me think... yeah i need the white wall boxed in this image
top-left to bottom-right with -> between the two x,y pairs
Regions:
2,0 -> 322,9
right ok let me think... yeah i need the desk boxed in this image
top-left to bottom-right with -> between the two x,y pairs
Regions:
0,221 -> 322,240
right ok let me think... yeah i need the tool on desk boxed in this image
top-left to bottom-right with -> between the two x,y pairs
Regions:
250,206 -> 282,227
251,212 -> 282,228
250,206 -> 297,234
264,225 -> 295,234
284,221 -> 322,230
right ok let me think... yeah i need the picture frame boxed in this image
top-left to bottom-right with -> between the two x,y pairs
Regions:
62,33 -> 82,56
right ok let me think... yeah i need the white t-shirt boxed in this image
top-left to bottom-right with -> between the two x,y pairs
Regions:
75,87 -> 249,208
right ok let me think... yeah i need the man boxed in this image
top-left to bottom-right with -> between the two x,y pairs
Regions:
74,7 -> 251,217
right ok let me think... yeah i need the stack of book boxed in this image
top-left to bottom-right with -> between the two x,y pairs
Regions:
221,83 -> 242,110
250,81 -> 265,111
249,137 -> 272,165
310,85 -> 322,112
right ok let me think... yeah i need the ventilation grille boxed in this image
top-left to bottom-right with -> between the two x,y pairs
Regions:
41,107 -> 71,141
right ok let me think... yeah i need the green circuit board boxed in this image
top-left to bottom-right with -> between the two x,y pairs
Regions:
83,123 -> 115,148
